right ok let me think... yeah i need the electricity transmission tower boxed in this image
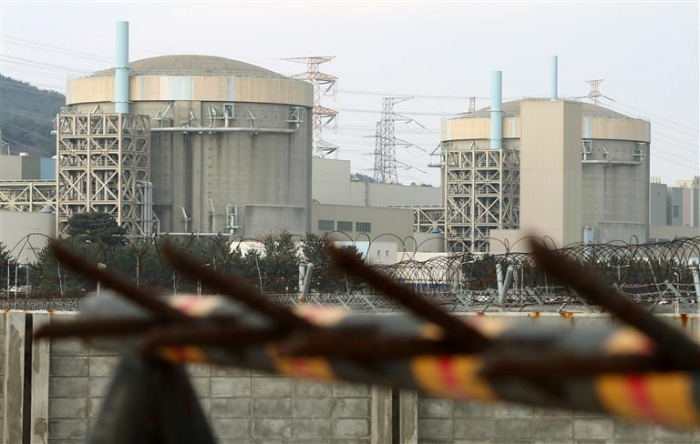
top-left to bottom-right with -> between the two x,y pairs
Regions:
373,97 -> 413,184
283,56 -> 338,157
586,79 -> 604,105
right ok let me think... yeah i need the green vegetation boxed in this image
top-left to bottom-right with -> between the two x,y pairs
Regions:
0,75 -> 65,157
26,224 -> 367,297
350,172 -> 378,183
66,212 -> 128,246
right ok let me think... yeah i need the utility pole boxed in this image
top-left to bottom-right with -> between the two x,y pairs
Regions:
283,56 -> 338,157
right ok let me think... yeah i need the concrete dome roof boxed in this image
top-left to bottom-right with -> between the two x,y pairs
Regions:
457,99 -> 631,120
92,55 -> 286,78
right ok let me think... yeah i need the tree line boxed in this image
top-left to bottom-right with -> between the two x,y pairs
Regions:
2,212 -> 365,298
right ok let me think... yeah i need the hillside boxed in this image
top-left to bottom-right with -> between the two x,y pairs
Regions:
0,75 -> 65,157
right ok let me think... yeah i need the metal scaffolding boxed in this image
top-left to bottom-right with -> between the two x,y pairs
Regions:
441,142 -> 520,252
55,113 -> 153,237
412,206 -> 446,234
0,181 -> 55,212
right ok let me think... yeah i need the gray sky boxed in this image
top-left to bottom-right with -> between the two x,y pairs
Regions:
1,1 -> 698,186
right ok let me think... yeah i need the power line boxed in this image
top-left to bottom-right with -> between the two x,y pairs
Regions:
602,95 -> 699,134
336,107 -> 457,117
339,89 -> 490,101
1,35 -> 112,63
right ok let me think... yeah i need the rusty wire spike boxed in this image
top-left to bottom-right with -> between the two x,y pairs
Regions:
163,244 -> 317,331
277,335 -> 454,359
529,239 -> 700,369
34,319 -> 156,340
327,246 -> 491,352
141,325 -> 282,353
480,352 -> 667,378
51,242 -> 189,323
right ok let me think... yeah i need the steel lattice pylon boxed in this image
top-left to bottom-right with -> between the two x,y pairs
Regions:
441,142 -> 520,253
373,97 -> 412,184
283,56 -> 338,157
55,113 -> 154,237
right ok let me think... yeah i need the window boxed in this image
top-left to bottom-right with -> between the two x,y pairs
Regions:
318,220 -> 334,230
337,221 -> 353,231
356,222 -> 371,232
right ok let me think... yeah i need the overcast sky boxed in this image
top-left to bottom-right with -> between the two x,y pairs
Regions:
1,1 -> 698,186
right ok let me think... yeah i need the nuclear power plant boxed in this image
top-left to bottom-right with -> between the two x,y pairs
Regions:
1,22 -> 698,261
55,22 -> 313,238
440,58 -> 653,253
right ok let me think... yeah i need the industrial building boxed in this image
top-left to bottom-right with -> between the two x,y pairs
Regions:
440,59 -> 652,253
56,22 -> 313,238
311,157 -> 443,251
2,26 -> 697,264
649,177 -> 700,241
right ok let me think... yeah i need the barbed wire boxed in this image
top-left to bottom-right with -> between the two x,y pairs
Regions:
1,234 -> 698,312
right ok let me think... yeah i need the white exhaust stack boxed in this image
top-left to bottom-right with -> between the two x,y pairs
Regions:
490,70 -> 503,150
550,55 -> 558,101
115,21 -> 129,113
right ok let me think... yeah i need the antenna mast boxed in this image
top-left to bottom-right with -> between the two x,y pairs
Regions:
283,56 -> 338,157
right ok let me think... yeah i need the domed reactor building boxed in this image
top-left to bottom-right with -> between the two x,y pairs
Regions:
56,22 -> 312,238
439,63 -> 651,253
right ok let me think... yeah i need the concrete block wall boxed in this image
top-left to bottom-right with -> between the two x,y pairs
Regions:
414,395 -> 699,444
45,312 -> 382,444
408,313 -> 700,444
2,311 -> 700,443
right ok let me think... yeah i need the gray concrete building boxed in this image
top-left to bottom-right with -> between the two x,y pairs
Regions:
442,97 -> 651,253
312,158 -> 443,250
649,177 -> 700,241
62,54 -> 314,238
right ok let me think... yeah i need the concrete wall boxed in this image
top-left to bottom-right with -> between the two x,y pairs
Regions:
649,224 -> 700,242
67,75 -> 312,108
349,183 -> 442,208
313,158 -> 353,206
87,100 -> 314,237
518,100 -> 583,248
0,211 -> 55,262
45,312 -> 379,444
650,183 -> 669,226
1,155 -> 23,180
312,158 -> 442,209
40,157 -> 56,180
2,311 -> 700,443
312,204 -> 414,242
668,187 -> 684,227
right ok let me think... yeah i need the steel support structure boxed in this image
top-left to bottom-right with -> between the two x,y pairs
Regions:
442,143 -> 519,253
412,206 -> 446,234
0,181 -> 56,212
55,113 -> 152,237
